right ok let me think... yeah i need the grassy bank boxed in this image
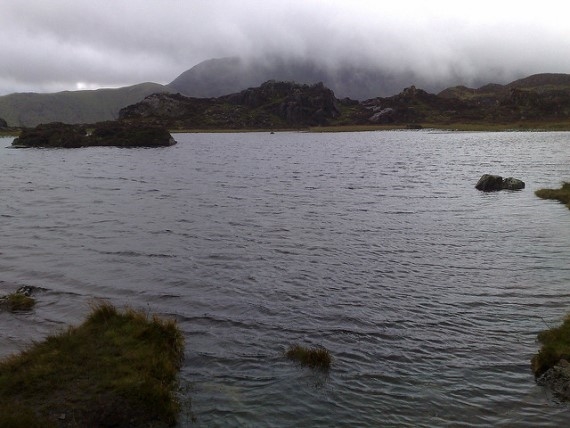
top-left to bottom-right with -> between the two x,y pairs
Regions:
532,182 -> 570,378
535,182 -> 570,209
0,302 -> 184,427
532,315 -> 570,378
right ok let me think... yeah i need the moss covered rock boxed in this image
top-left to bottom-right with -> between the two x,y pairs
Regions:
12,121 -> 176,148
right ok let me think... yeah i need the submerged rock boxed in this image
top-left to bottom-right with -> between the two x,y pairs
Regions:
475,174 -> 525,191
537,359 -> 570,400
12,121 -> 176,148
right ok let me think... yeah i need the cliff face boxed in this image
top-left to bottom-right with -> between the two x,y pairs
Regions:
120,81 -> 341,129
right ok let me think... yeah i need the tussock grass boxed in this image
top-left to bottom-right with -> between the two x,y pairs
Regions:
532,314 -> 570,378
535,182 -> 570,209
0,301 -> 184,427
0,291 -> 35,312
286,344 -> 332,370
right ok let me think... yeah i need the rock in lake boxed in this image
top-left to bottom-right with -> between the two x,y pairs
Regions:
475,174 -> 525,191
502,177 -> 525,190
12,121 -> 176,148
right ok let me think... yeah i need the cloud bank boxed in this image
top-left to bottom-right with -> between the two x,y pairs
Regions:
1,0 -> 569,95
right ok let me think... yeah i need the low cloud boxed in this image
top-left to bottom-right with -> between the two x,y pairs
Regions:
1,0 -> 569,95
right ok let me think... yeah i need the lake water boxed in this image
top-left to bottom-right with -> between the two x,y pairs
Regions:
2,130 -> 570,426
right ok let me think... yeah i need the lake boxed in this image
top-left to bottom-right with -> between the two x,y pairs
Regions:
1,130 -> 570,426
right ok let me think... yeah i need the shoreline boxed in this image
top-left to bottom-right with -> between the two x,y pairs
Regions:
174,122 -> 570,133
3,120 -> 570,138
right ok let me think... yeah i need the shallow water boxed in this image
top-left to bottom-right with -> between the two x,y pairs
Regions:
2,131 -> 570,426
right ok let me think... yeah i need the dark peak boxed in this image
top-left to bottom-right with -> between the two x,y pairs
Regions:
506,73 -> 570,89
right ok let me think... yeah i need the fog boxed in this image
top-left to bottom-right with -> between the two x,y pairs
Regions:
1,0 -> 569,95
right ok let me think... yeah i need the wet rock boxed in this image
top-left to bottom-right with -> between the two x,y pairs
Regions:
502,177 -> 525,190
537,361 -> 570,400
475,174 -> 504,191
475,174 -> 525,191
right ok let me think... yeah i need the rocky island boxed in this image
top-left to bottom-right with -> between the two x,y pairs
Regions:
12,121 -> 176,148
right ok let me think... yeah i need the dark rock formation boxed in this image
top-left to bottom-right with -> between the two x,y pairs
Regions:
0,117 -> 7,128
475,174 -> 525,191
12,121 -> 176,148
120,81 -> 343,129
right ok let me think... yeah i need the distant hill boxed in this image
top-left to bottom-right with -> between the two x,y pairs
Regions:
121,75 -> 570,130
169,56 -> 427,100
0,82 -> 173,127
2,54 -> 570,129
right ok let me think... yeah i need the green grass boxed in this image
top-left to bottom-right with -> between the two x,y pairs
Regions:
535,182 -> 570,209
286,344 -> 332,370
0,302 -> 184,427
0,292 -> 35,312
532,314 -> 570,378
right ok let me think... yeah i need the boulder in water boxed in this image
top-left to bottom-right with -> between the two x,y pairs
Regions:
502,177 -> 525,190
475,174 -> 525,191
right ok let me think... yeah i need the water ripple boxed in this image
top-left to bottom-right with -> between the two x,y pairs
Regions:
2,132 -> 570,426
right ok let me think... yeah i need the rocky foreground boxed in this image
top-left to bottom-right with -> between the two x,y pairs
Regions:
12,121 -> 176,148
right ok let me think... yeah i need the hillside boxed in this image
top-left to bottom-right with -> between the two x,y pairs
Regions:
120,81 -> 345,129
0,82 -> 173,127
2,60 -> 570,129
120,76 -> 570,130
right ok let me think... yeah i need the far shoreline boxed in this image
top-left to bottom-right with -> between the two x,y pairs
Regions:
171,121 -> 570,133
3,120 -> 570,139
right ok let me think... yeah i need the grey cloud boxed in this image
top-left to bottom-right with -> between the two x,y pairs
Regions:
1,0 -> 569,95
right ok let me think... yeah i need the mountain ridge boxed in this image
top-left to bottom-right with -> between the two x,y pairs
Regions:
0,55 -> 569,127
0,82 -> 174,127
118,77 -> 570,130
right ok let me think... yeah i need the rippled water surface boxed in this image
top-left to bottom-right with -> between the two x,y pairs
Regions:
2,131 -> 570,426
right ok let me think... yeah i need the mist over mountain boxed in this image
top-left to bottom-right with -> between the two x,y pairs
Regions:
168,56 -> 474,100
0,55 -> 567,128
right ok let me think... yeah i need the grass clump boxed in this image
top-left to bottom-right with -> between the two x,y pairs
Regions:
531,314 -> 570,378
0,291 -> 35,312
0,301 -> 184,427
286,344 -> 332,370
535,182 -> 570,209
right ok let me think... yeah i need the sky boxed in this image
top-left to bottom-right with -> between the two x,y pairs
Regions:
1,0 -> 569,95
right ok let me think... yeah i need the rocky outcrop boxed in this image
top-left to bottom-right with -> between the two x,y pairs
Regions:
475,174 -> 525,191
0,117 -> 7,128
12,121 -> 176,148
120,81 -> 342,129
